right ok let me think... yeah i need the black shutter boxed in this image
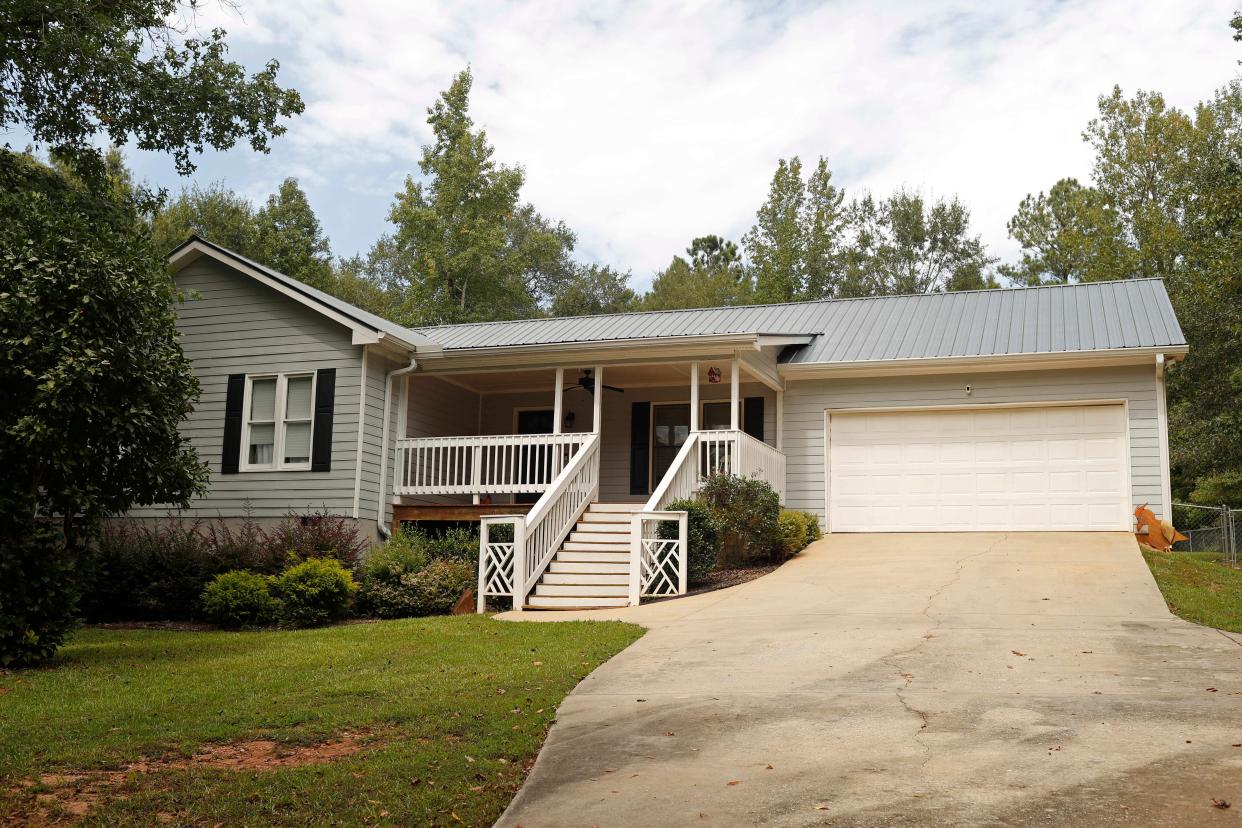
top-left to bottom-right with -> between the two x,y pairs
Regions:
629,401 -> 651,495
743,396 -> 764,442
311,368 -> 336,472
221,374 -> 245,474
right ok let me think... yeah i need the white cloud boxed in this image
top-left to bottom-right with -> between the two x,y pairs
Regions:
186,0 -> 1237,286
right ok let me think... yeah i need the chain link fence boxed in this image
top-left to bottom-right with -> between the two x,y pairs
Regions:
1171,503 -> 1240,567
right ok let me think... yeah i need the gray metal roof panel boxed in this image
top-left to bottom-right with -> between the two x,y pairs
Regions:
410,278 -> 1185,363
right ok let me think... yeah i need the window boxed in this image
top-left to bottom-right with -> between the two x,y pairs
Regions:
242,373 -> 315,471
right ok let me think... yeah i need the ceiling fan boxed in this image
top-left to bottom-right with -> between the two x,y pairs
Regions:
565,369 -> 624,395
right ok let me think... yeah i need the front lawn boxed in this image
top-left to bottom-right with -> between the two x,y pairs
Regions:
0,616 -> 641,826
1142,548 -> 1242,633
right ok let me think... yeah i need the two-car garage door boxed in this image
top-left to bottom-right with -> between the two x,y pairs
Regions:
828,403 -> 1131,532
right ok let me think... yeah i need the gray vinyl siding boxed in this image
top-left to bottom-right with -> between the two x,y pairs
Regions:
356,350 -> 404,524
478,382 -> 776,503
129,259 -> 363,519
781,365 -> 1165,526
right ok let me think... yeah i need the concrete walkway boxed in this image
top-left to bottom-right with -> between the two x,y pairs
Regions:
496,533 -> 1242,827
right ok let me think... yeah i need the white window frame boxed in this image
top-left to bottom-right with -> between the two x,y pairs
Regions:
240,372 -> 317,472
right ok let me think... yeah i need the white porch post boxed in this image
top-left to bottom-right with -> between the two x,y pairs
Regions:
553,368 -> 564,434
593,365 -> 604,433
730,358 -> 740,430
690,362 -> 700,432
776,389 -> 784,451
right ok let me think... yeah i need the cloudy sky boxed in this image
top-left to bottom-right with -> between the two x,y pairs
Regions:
124,0 -> 1237,288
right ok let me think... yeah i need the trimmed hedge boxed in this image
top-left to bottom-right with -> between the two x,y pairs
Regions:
201,570 -> 281,628
271,558 -> 356,627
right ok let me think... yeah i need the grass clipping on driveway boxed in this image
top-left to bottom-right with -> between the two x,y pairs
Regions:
0,616 -> 642,826
1142,549 -> 1242,634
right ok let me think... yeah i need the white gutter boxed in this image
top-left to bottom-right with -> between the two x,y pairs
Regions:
375,356 -> 418,540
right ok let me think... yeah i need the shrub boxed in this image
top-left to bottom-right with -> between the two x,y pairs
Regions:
698,474 -> 781,562
355,529 -> 475,619
663,499 -> 723,583
360,559 -> 475,619
202,513 -> 282,574
1190,470 -> 1242,506
419,525 -> 480,565
201,570 -> 281,628
262,510 -> 367,568
776,510 -> 821,559
83,520 -> 213,621
272,557 -> 356,627
1,522 -> 80,667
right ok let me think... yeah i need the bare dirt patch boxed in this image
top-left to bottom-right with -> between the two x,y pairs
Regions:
12,732 -> 369,824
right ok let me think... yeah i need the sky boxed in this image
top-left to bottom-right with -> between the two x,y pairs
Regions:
117,0 -> 1238,289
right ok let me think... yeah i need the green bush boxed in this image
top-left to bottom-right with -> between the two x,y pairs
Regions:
698,474 -> 782,562
271,558 -> 356,627
664,498 -> 723,583
358,559 -> 475,619
776,510 -> 821,559
200,570 -> 281,628
419,525 -> 480,565
0,522 -> 80,667
1190,469 -> 1242,506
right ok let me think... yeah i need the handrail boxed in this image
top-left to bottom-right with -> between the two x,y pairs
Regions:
517,433 -> 600,606
644,432 -> 701,512
394,433 -> 590,495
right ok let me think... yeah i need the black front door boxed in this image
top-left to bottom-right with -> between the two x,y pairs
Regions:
516,410 -> 554,504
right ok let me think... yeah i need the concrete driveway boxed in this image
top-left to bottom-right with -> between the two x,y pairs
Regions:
496,533 -> 1242,827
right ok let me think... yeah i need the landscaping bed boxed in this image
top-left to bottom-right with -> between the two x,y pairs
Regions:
1142,548 -> 1242,633
0,616 -> 642,826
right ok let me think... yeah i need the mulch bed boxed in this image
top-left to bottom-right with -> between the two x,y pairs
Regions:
642,561 -> 783,602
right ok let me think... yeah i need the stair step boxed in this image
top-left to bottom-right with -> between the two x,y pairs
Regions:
570,531 -> 629,544
575,522 -> 630,535
548,561 -> 629,574
556,549 -> 629,563
525,595 -> 630,609
562,540 -> 629,553
589,503 -> 645,513
535,583 -> 628,597
580,512 -> 633,525
541,572 -> 628,585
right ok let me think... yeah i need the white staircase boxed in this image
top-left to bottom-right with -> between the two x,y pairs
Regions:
525,503 -> 642,609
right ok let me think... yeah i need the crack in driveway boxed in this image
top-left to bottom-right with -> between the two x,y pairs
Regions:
878,534 -> 1009,768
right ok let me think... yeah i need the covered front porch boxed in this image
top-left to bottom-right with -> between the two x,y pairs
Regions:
386,354 -> 787,610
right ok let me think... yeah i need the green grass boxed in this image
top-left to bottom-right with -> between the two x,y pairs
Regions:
0,616 -> 642,826
1142,548 -> 1242,633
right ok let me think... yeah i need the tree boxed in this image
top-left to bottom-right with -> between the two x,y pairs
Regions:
1,151 -> 208,664
841,191 -> 997,295
374,69 -> 574,326
1000,178 -> 1136,285
1,0 -> 303,180
150,182 -> 258,256
744,157 -> 847,302
550,264 -> 639,317
643,235 -> 753,310
253,179 -> 335,291
150,177 -> 343,293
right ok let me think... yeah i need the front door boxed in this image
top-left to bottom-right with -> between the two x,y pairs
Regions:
516,409 -> 554,504
651,404 -> 691,490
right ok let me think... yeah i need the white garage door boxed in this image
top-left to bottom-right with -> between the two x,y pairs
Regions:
828,404 -> 1130,532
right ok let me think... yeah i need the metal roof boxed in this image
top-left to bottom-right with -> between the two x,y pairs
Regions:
415,278 -> 1186,364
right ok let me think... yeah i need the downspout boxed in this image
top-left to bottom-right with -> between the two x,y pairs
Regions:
376,356 -> 418,540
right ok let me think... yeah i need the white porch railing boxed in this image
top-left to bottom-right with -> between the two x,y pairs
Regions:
646,429 -> 787,512
476,433 -> 601,611
394,433 -> 590,496
628,511 -> 688,604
